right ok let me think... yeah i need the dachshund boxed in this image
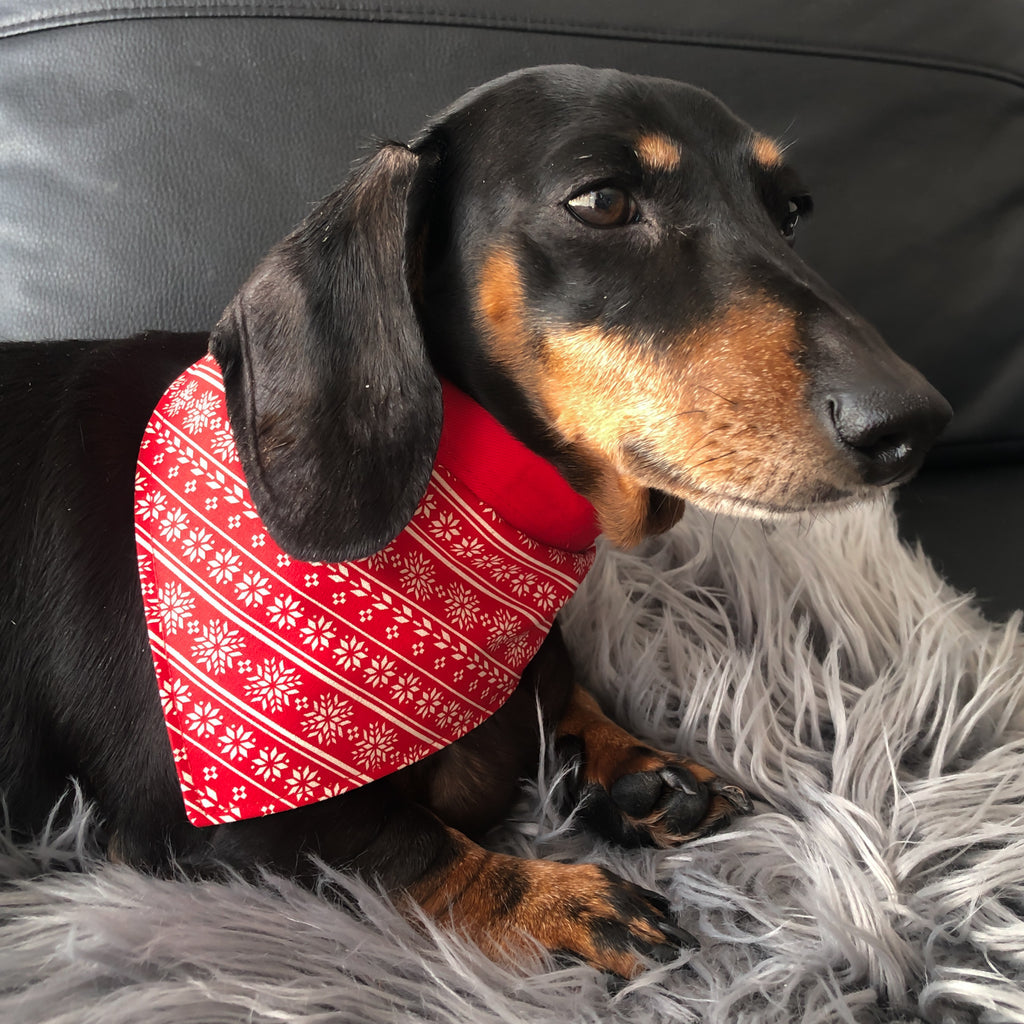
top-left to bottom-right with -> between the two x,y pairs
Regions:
0,65 -> 951,978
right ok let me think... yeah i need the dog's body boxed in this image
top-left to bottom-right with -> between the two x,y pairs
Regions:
0,66 -> 950,977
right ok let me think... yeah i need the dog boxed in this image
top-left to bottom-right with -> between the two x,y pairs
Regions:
0,65 -> 950,978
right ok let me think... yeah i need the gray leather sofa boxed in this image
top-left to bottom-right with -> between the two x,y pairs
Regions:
2,0 -> 1022,616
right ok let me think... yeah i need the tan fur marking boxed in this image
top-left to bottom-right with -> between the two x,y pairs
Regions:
406,827 -> 665,977
635,133 -> 681,172
752,134 -> 783,169
476,248 -> 530,368
476,249 -> 846,539
532,299 -> 840,521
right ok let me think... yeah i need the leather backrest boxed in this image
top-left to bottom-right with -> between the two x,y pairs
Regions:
1,0 -> 1021,462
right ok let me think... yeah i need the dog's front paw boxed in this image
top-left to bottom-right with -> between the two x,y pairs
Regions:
556,734 -> 752,848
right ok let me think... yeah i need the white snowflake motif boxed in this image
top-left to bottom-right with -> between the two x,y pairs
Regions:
354,722 -> 398,770
159,677 -> 192,714
444,583 -> 481,631
532,580 -> 560,612
471,551 -> 503,574
159,507 -> 189,542
449,705 -> 477,735
435,700 -> 462,732
389,674 -> 420,704
504,631 -> 535,665
415,687 -> 444,717
285,765 -> 321,802
136,491 -> 166,521
182,390 -> 220,434
364,655 -> 397,689
572,552 -> 595,577
267,593 -> 302,629
191,620 -> 244,674
418,491 -> 437,518
452,536 -> 485,562
181,526 -> 214,563
235,571 -> 271,607
428,510 -> 461,543
245,659 -> 300,713
166,379 -> 197,416
490,559 -> 517,586
321,782 -> 347,799
209,426 -> 236,460
185,700 -> 223,737
252,747 -> 288,781
303,695 -> 352,745
486,609 -> 523,653
399,552 -> 436,601
300,616 -> 336,651
219,724 -> 256,761
509,570 -> 537,598
333,636 -> 368,672
154,581 -> 195,635
366,545 -> 395,573
207,549 -> 242,584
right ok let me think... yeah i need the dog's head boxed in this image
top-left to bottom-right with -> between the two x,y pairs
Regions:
211,65 -> 951,559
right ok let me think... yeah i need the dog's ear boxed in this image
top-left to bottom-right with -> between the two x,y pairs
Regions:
210,143 -> 442,563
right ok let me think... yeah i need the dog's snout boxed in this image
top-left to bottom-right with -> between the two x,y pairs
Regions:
825,382 -> 952,486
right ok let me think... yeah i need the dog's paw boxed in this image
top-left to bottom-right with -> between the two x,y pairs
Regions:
556,734 -> 752,848
409,831 -> 695,978
498,861 -> 697,978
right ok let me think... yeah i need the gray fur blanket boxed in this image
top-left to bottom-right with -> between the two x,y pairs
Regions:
3,498 -> 1023,1023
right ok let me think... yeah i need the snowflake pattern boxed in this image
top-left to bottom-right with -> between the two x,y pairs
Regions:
154,581 -> 194,634
159,677 -> 192,714
267,594 -> 302,629
219,724 -> 256,761
181,527 -> 214,563
252,747 -> 288,781
303,695 -> 352,745
353,722 -> 398,770
191,620 -> 244,675
136,355 -> 595,826
245,659 -> 301,713
399,552 -> 436,601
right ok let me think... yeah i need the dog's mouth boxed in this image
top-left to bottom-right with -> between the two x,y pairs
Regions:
676,483 -> 878,520
622,441 -> 870,520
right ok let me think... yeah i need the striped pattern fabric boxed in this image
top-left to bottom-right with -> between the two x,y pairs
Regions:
135,356 -> 596,826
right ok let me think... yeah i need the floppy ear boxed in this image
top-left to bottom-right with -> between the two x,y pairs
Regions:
210,143 -> 442,563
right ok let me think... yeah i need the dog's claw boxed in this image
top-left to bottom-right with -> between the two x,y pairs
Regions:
656,920 -> 700,950
659,766 -> 699,796
711,779 -> 753,815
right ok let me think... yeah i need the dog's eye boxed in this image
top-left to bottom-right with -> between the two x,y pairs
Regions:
566,186 -> 638,228
780,194 -> 812,241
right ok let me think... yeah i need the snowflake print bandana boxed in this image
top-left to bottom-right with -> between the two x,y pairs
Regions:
135,355 -> 599,826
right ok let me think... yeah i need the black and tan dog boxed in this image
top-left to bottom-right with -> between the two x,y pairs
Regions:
0,66 -> 950,977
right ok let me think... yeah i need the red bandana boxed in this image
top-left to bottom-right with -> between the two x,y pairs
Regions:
135,355 -> 598,827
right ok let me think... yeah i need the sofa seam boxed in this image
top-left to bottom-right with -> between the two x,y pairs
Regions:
2,3 -> 1023,90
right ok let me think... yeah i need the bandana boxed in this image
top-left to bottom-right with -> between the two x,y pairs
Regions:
135,355 -> 599,827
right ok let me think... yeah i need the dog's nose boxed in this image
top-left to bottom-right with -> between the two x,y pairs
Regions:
826,382 -> 952,486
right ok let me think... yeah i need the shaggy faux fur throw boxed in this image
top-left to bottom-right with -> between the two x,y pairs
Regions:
3,498 -> 1023,1024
